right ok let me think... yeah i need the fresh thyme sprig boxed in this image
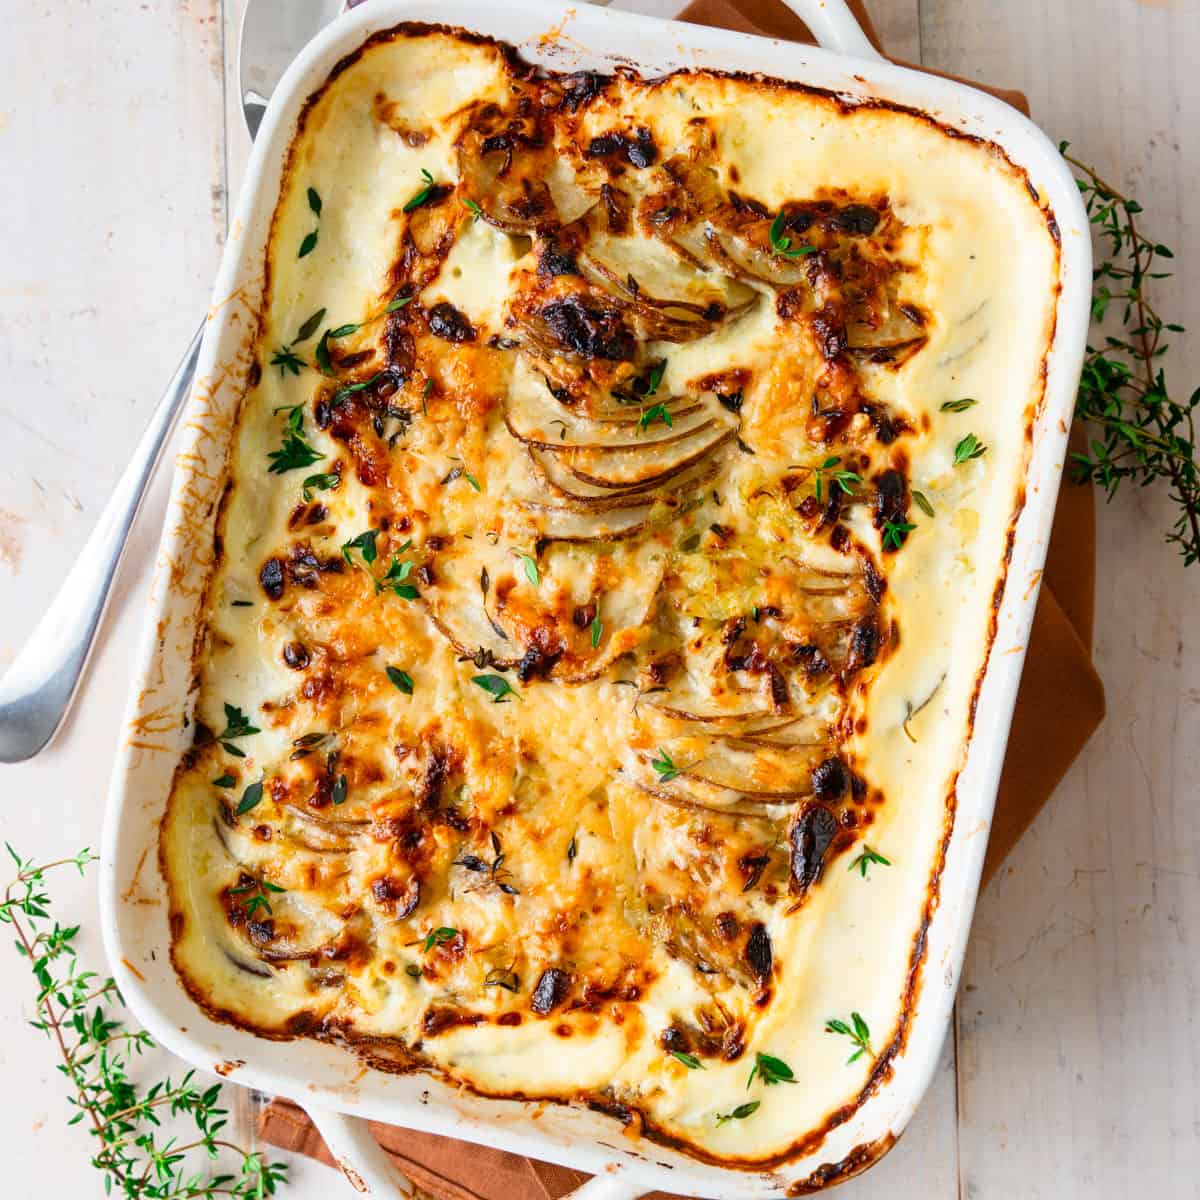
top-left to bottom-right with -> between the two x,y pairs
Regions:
216,702 -> 259,758
267,405 -> 323,474
404,169 -> 439,214
298,186 -> 321,258
229,875 -> 285,919
638,402 -> 673,433
847,845 -> 891,879
809,455 -> 862,503
420,926 -> 459,952
747,1051 -> 796,1088
768,212 -> 816,260
1064,145 -> 1200,566
881,518 -> 916,551
0,846 -> 288,1198
650,747 -> 680,782
715,1100 -> 760,1126
825,1011 -> 873,1064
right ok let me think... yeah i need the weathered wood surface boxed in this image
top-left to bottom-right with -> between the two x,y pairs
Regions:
1,1 -> 1196,1195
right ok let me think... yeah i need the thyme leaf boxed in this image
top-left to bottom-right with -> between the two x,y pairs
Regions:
518,552 -> 539,586
768,211 -> 816,259
301,471 -> 339,501
638,402 -> 673,432
295,307 -> 326,342
230,875 -> 285,919
387,666 -> 414,694
267,404 -> 323,473
810,455 -> 862,502
377,549 -> 419,600
421,926 -> 459,952
403,168 -> 438,213
472,674 -> 520,703
218,702 -> 260,742
747,1052 -> 796,1088
341,528 -> 379,566
825,1011 -> 873,1064
235,779 -> 264,816
882,518 -> 916,551
269,346 -> 305,378
911,489 -> 935,518
953,433 -> 988,465
650,747 -> 679,782
847,845 -> 891,878
716,1100 -> 760,1126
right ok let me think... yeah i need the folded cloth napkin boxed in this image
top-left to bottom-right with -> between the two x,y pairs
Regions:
260,0 -> 1106,1189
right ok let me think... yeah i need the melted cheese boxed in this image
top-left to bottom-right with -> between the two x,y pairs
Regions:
162,25 -> 1058,1164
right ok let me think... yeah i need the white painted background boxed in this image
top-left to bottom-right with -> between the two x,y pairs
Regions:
0,0 -> 1196,1196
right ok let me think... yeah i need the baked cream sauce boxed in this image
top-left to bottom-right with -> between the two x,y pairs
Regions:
162,27 -> 1058,1163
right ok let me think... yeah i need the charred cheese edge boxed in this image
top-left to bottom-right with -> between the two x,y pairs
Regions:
162,24 -> 1059,1165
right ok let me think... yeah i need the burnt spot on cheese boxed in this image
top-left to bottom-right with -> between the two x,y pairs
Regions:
713,911 -> 740,941
744,923 -> 773,981
259,557 -> 285,600
808,307 -> 849,361
557,70 -> 606,111
537,238 -> 579,278
585,126 -> 659,169
844,614 -> 882,677
811,757 -> 850,802
873,469 -> 909,531
427,301 -> 476,343
790,802 -> 838,894
531,967 -> 571,1015
538,296 -> 635,361
828,203 -> 880,235
286,543 -> 324,589
282,641 -> 311,670
372,875 -> 421,919
516,638 -> 564,683
422,1006 -> 483,1037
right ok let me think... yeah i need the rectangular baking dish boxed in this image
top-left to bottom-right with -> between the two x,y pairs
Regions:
99,1 -> 1091,1195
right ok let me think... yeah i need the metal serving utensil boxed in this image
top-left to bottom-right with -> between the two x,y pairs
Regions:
0,0 -> 339,763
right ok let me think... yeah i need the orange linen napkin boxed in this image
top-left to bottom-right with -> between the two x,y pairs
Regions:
260,0 -> 1106,1189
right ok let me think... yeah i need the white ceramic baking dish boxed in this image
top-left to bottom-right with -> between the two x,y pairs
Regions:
99,1 -> 1091,1195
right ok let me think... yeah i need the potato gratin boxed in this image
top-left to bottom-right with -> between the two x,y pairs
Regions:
163,24 -> 1059,1165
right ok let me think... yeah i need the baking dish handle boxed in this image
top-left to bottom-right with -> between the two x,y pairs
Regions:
777,0 -> 883,60
304,1105 -> 415,1196
303,1106 -> 645,1199
560,1175 -> 645,1200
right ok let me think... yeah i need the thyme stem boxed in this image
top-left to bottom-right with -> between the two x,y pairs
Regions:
1,847 -> 288,1198
1063,145 -> 1200,565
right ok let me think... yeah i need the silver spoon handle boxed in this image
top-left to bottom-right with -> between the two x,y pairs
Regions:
0,321 -> 205,763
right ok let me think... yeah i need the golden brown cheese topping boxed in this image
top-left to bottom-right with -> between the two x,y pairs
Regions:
162,24 -> 1059,1164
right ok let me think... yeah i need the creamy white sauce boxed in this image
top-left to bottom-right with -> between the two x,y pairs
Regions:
162,28 -> 1058,1163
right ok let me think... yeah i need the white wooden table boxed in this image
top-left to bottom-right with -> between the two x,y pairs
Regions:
1,1 -> 1197,1196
